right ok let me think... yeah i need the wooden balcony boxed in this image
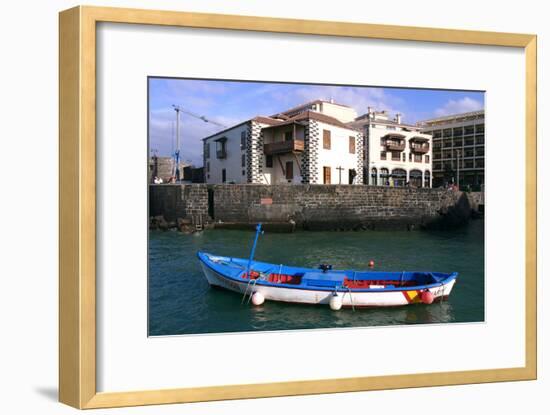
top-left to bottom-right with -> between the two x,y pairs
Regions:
409,136 -> 430,154
384,141 -> 405,151
381,134 -> 406,151
264,139 -> 305,155
409,143 -> 430,154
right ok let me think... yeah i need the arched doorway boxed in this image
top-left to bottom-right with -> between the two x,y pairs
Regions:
370,167 -> 377,185
391,168 -> 406,187
424,170 -> 431,188
409,169 -> 422,187
380,168 -> 389,186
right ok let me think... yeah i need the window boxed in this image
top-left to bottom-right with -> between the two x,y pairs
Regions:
391,151 -> 400,161
240,131 -> 246,149
216,139 -> 227,159
380,151 -> 387,160
414,154 -> 422,163
204,142 -> 210,158
222,169 -> 226,183
284,131 -> 293,142
241,154 -> 245,167
323,166 -> 331,184
242,170 -> 245,176
349,136 -> 356,154
206,162 -> 210,173
323,130 -> 331,149
286,161 -> 294,180
425,155 -> 430,163
265,155 -> 273,168
409,153 -> 412,162
402,153 -> 406,161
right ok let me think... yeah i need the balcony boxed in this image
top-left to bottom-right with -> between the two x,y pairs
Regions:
409,137 -> 430,154
410,143 -> 430,154
263,139 -> 305,155
381,134 -> 406,151
216,149 -> 227,159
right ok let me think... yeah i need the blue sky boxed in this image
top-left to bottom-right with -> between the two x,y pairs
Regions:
149,78 -> 484,166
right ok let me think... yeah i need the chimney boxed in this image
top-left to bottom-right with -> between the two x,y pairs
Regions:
395,113 -> 402,124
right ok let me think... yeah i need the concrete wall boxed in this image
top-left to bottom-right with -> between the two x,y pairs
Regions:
149,184 -> 483,230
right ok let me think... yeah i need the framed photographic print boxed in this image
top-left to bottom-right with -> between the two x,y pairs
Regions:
59,5 -> 537,409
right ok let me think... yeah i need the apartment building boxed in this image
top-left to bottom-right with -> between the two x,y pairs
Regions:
418,110 -> 485,189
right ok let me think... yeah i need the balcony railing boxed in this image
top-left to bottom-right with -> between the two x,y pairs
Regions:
384,141 -> 406,151
263,139 -> 305,155
409,143 -> 430,154
216,149 -> 227,159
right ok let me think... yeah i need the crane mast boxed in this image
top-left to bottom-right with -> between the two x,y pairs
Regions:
170,105 -> 226,183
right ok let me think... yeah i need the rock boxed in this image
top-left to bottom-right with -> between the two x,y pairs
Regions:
150,215 -> 168,230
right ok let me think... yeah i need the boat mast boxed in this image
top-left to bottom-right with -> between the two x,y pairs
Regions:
245,223 -> 263,278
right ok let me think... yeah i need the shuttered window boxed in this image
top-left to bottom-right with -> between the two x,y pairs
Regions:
349,136 -> 356,154
323,130 -> 331,149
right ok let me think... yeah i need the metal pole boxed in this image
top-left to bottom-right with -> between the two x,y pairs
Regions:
175,107 -> 180,182
246,223 -> 263,279
456,150 -> 460,189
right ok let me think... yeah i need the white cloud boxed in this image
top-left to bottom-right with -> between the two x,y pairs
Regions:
434,97 -> 483,117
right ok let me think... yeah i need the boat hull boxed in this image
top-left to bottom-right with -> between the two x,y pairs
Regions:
199,259 -> 456,308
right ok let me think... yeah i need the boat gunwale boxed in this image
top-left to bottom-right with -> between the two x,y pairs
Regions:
197,252 -> 458,293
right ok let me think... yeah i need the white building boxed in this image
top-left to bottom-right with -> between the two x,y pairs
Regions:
349,108 -> 433,188
203,100 -> 364,185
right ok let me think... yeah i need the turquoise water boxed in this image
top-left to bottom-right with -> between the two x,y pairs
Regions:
148,220 -> 484,335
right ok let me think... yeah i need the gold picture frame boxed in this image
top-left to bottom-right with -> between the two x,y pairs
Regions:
59,5 -> 537,409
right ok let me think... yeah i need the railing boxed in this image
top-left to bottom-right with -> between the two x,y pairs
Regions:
384,141 -> 405,151
216,149 -> 227,159
263,140 -> 305,155
409,143 -> 430,153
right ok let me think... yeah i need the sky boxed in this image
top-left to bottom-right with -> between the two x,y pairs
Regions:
148,78 -> 484,166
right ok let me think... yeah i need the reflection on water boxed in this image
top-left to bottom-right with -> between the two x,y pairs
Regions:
149,221 -> 484,335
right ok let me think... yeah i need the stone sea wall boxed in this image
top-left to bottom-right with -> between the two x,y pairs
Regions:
149,184 -> 483,231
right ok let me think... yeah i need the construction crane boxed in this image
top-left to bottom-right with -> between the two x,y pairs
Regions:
170,105 -> 226,182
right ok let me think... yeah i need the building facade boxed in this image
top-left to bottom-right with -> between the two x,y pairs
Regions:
203,100 -> 364,185
418,110 -> 485,189
350,108 -> 433,188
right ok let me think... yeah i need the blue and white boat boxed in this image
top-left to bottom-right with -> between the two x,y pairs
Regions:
197,224 -> 458,309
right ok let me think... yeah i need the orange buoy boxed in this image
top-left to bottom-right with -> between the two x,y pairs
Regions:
421,290 -> 434,304
368,260 -> 375,268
